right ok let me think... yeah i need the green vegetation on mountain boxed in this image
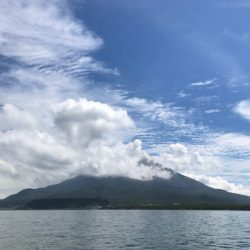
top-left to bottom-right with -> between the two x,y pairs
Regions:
1,174 -> 250,210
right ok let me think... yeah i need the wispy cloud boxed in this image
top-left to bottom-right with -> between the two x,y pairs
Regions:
193,95 -> 219,104
0,0 -> 102,66
125,97 -> 208,145
228,76 -> 250,88
204,109 -> 220,114
224,30 -> 250,43
189,79 -> 217,87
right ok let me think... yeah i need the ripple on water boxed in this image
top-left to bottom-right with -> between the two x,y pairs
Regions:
0,210 -> 249,250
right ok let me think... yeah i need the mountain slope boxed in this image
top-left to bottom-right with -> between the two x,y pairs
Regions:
1,174 -> 250,209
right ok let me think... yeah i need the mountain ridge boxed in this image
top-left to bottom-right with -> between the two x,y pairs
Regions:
1,173 -> 250,209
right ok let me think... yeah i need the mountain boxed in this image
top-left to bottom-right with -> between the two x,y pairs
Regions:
1,173 -> 250,209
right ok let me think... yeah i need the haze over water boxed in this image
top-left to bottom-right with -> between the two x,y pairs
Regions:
0,210 -> 249,249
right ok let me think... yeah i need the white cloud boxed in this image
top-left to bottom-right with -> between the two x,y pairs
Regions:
154,143 -> 221,173
53,98 -> 134,146
0,97 -> 173,197
204,109 -> 220,114
0,123 -> 173,197
125,97 -> 205,142
189,79 -> 217,87
177,90 -> 190,98
153,132 -> 250,186
0,103 -> 37,130
0,0 -> 118,118
185,173 -> 250,196
0,159 -> 18,177
75,140 -> 172,181
233,99 -> 250,121
228,76 -> 250,88
211,133 -> 250,151
193,95 -> 219,103
0,130 -> 77,171
0,0 -> 117,106
0,0 -> 102,65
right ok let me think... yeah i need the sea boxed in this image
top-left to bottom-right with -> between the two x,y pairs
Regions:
0,210 -> 249,249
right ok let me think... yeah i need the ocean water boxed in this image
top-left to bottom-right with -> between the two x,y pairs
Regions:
0,210 -> 249,249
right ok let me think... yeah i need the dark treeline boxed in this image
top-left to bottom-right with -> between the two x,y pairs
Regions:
23,198 -> 109,209
15,198 -> 250,210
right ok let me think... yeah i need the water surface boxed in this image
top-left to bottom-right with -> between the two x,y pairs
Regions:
0,210 -> 249,249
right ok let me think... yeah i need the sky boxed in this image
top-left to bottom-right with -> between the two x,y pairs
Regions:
0,0 -> 250,198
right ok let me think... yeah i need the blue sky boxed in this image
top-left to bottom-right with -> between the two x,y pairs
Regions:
75,0 -> 250,137
0,0 -> 250,197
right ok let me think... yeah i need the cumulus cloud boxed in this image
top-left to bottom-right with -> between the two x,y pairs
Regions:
152,134 -> 250,197
154,143 -> 221,173
159,133 -> 250,176
75,140 -> 172,180
0,103 -> 37,131
0,131 -> 76,171
0,97 -> 173,197
53,98 -> 134,145
0,120 -> 172,198
233,99 -> 250,121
